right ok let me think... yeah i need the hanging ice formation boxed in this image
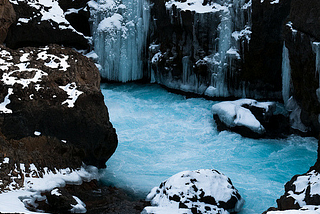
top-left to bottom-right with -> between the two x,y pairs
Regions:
281,42 -> 291,105
89,0 -> 150,82
150,0 -> 252,97
313,42 -> 320,103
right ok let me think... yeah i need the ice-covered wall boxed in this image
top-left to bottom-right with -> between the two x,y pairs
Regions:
282,42 -> 291,105
148,0 -> 252,97
89,0 -> 150,82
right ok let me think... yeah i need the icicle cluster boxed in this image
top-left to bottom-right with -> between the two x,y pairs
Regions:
89,0 -> 150,82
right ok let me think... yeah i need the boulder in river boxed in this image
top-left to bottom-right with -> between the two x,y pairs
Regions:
145,169 -> 244,214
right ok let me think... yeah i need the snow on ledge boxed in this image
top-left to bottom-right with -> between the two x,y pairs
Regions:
0,164 -> 98,213
165,0 -> 229,14
0,88 -> 13,114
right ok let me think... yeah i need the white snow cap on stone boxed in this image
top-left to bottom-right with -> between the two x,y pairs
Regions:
211,99 -> 275,134
165,0 -> 229,14
146,169 -> 244,214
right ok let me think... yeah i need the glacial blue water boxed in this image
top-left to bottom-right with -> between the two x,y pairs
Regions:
101,83 -> 318,214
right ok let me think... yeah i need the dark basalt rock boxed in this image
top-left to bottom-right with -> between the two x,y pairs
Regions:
5,0 -> 89,49
242,0 -> 291,97
45,187 -> 81,213
0,44 -> 118,170
65,181 -> 151,214
0,0 -> 16,44
283,0 -> 320,137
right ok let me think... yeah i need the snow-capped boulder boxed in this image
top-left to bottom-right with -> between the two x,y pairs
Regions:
5,0 -> 89,49
145,169 -> 244,214
212,99 -> 279,138
0,0 -> 16,43
0,44 -> 117,170
276,170 -> 320,211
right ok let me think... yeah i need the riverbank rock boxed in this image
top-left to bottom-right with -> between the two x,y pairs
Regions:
0,44 -> 117,170
0,0 -> 16,44
282,0 -> 320,137
211,99 -> 290,138
145,169 -> 244,214
5,0 -> 89,49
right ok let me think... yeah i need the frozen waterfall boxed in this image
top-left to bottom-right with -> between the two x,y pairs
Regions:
282,42 -> 291,105
89,0 -> 150,82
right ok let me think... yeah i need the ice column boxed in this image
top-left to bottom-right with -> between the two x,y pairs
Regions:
206,0 -> 251,97
313,42 -> 320,102
282,42 -> 291,105
89,0 -> 150,82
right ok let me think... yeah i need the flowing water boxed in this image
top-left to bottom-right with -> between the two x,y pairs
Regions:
101,83 -> 317,214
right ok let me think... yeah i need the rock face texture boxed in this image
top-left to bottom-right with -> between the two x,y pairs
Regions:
5,0 -> 89,49
283,0 -> 320,137
243,0 -> 291,97
0,44 -> 118,170
0,0 -> 16,43
148,0 -> 252,98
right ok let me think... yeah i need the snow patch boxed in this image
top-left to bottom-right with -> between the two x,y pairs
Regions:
0,164 -> 98,213
37,51 -> 70,71
51,188 -> 62,196
70,196 -> 87,213
165,0 -> 229,14
34,131 -> 41,136
59,82 -> 84,108
0,88 -> 13,113
2,66 -> 48,88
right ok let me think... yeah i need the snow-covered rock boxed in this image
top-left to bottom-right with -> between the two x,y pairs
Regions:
212,99 -> 278,138
5,0 -> 90,49
276,170 -> 320,211
0,44 -> 117,170
146,169 -> 244,214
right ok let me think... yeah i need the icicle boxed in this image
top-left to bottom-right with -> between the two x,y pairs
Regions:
282,42 -> 291,105
312,42 -> 320,102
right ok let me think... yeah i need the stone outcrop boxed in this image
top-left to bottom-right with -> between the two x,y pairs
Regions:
283,0 -> 320,137
0,0 -> 16,44
0,44 -> 118,171
5,0 -> 89,49
242,0 -> 291,98
146,169 -> 244,214
212,99 -> 290,138
148,0 -> 252,98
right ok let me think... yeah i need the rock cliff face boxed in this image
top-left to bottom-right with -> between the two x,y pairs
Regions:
0,44 -> 118,171
0,0 -> 16,43
148,0 -> 252,98
283,0 -> 320,136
